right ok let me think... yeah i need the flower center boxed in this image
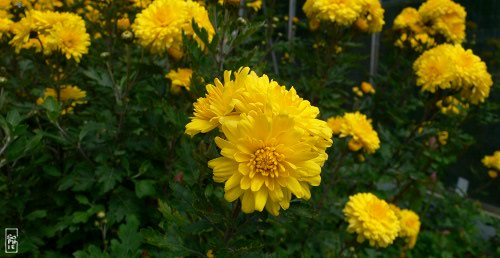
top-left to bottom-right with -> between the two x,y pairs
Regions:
369,202 -> 388,220
248,147 -> 284,178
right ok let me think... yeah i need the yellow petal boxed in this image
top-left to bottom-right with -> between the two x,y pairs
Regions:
240,176 -> 251,190
224,187 -> 244,202
254,187 -> 268,211
241,191 -> 255,213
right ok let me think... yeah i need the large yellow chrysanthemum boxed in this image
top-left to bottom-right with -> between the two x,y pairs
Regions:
343,193 -> 400,248
398,209 -> 421,249
413,44 -> 493,103
185,67 -> 333,151
303,0 -> 363,27
208,112 -> 325,216
132,0 -> 214,56
339,112 -> 380,154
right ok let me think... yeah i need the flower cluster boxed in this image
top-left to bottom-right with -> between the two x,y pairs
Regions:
9,10 -> 90,62
393,0 -> 466,51
413,44 -> 493,104
482,151 -> 500,179
36,85 -> 87,115
436,96 -> 469,115
303,0 -> 385,33
390,205 -> 421,249
186,67 -> 333,216
327,112 -> 380,154
343,193 -> 400,248
132,0 -> 215,58
352,81 -> 376,97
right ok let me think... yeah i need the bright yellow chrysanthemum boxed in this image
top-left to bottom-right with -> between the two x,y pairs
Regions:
165,68 -> 192,93
132,0 -> 153,8
343,193 -> 400,248
186,67 -> 333,152
418,0 -> 466,44
339,112 -> 380,153
393,7 -> 424,33
36,85 -> 87,114
482,151 -> 500,172
303,0 -> 363,27
9,10 -> 90,61
0,17 -> 12,39
208,111 -> 326,216
132,0 -> 215,56
47,22 -> 90,62
398,209 -> 421,249
414,44 -> 493,103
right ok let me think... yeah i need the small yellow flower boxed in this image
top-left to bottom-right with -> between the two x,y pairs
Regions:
438,131 -> 448,145
343,193 -> 400,248
166,68 -> 192,93
326,116 -> 343,135
398,209 -> 421,249
360,81 -> 375,94
488,170 -> 498,179
352,86 -> 363,97
340,112 -> 380,154
482,151 -> 500,172
206,249 -> 215,258
117,17 -> 130,31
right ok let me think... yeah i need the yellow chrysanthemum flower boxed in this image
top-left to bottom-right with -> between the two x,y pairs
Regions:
132,0 -> 153,8
393,7 -> 424,33
418,0 -> 466,44
165,68 -> 192,93
436,96 -> 468,115
398,209 -> 421,249
339,112 -> 380,154
303,0 -> 363,27
36,85 -> 87,114
482,151 -> 500,172
47,21 -> 90,62
414,44 -> 493,104
438,131 -> 448,145
132,0 -> 215,56
9,10 -> 90,61
186,67 -> 333,152
0,17 -> 12,39
343,193 -> 400,248
208,112 -> 325,216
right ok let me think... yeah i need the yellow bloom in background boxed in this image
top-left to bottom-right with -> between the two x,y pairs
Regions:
36,85 -> 87,114
414,44 -> 493,104
436,96 -> 468,115
326,116 -> 344,135
246,0 -> 262,12
0,17 -> 12,39
208,112 -> 325,216
354,0 -> 385,33
488,170 -> 498,179
360,81 -> 375,94
132,0 -> 215,57
117,16 -> 131,31
47,21 -> 90,62
9,10 -> 90,62
418,0 -> 466,44
303,0 -> 363,27
339,112 -> 380,154
482,151 -> 500,172
393,7 -> 424,33
352,86 -> 363,97
343,193 -> 400,248
398,209 -> 421,249
165,68 -> 192,93
438,131 -> 448,145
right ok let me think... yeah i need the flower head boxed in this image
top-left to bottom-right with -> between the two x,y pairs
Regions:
482,151 -> 500,172
343,193 -> 400,248
398,209 -> 421,249
166,68 -> 192,93
208,112 -> 326,216
339,112 -> 380,153
418,0 -> 466,44
326,116 -> 344,135
360,81 -> 375,94
132,0 -> 214,56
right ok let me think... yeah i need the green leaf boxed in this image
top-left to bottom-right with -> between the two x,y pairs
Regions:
72,211 -> 89,224
26,210 -> 47,221
110,215 -> 142,258
6,110 -> 21,126
134,180 -> 156,198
